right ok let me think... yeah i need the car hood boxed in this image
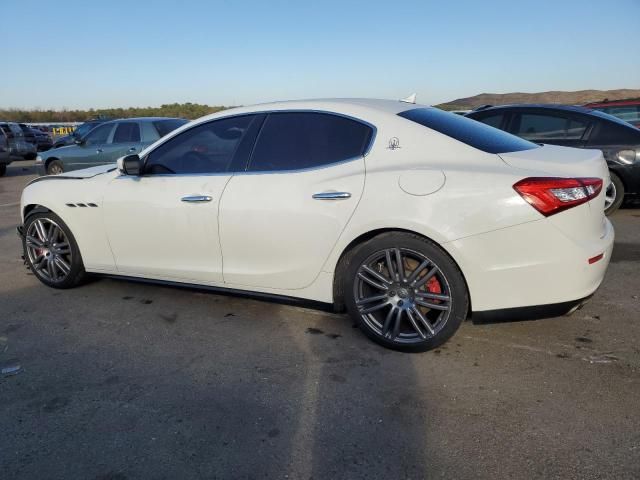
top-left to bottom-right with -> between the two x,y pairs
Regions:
58,163 -> 118,178
28,164 -> 117,186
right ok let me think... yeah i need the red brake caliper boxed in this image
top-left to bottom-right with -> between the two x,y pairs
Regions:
425,276 -> 442,303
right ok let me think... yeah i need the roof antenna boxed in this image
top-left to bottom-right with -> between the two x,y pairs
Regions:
400,93 -> 417,104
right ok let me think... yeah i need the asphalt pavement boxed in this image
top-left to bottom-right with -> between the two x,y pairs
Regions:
1,161 -> 639,479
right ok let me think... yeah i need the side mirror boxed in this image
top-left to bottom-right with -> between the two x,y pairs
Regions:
117,154 -> 142,176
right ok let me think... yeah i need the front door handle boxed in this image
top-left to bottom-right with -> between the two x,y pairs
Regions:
312,191 -> 352,200
128,147 -> 137,153
96,149 -> 103,153
181,195 -> 213,203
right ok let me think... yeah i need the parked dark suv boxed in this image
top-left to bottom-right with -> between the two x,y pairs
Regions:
0,128 -> 10,176
0,122 -> 37,161
18,123 -> 53,152
466,104 -> 640,214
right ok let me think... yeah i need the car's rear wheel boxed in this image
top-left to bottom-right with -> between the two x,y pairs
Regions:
604,172 -> 624,215
22,212 -> 86,289
47,160 -> 64,175
343,232 -> 469,352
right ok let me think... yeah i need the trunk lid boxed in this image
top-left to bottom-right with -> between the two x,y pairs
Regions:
500,144 -> 610,246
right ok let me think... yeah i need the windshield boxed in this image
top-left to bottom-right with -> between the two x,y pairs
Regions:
73,122 -> 100,138
398,108 -> 538,154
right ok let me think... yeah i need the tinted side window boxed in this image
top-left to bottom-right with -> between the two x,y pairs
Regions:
248,112 -> 373,172
514,114 -> 587,141
589,121 -> 640,145
113,122 -> 141,143
399,108 -> 536,154
474,114 -> 504,129
145,115 -> 256,174
84,124 -> 113,145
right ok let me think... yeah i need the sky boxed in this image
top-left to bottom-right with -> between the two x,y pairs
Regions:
1,0 -> 639,110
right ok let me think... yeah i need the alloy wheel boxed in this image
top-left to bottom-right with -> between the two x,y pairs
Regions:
604,181 -> 616,211
353,248 -> 452,344
49,164 -> 63,175
25,218 -> 72,283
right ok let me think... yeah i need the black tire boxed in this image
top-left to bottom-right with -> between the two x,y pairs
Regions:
342,232 -> 469,352
47,160 -> 64,175
0,164 -> 6,177
22,211 -> 87,289
604,172 -> 624,216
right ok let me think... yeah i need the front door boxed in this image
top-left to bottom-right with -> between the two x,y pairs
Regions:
102,114 -> 261,283
65,122 -> 115,171
219,111 -> 373,289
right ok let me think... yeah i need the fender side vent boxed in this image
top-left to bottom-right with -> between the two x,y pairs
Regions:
87,203 -> 98,208
65,203 -> 76,207
76,203 -> 87,207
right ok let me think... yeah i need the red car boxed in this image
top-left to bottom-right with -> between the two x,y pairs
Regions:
584,99 -> 640,128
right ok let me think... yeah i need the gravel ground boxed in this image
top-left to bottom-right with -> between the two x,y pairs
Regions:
1,161 -> 639,479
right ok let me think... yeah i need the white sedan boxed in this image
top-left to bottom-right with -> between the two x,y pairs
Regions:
18,99 -> 614,351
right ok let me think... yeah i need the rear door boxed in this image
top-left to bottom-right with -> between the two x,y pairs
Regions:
99,121 -> 144,163
219,111 -> 373,289
508,109 -> 590,148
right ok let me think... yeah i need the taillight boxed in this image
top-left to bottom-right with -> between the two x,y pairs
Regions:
513,177 -> 603,216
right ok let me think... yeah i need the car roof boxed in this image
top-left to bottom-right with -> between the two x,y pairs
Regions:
195,98 -> 423,124
101,117 -> 184,125
472,103 -> 594,114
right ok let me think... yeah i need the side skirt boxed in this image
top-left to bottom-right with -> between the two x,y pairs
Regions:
99,273 -> 336,312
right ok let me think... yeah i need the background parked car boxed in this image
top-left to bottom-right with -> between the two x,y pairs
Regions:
0,122 -> 37,161
52,118 -> 111,148
584,99 -> 640,128
465,104 -> 640,214
37,117 -> 188,175
0,128 -> 11,176
18,123 -> 53,151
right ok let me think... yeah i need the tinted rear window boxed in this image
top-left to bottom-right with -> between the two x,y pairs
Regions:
398,108 -> 537,154
248,112 -> 373,172
153,119 -> 188,138
590,121 -> 640,145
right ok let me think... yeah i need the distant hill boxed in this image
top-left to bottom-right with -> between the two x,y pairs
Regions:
437,89 -> 640,110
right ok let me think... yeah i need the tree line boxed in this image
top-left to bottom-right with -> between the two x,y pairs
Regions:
0,103 -> 231,122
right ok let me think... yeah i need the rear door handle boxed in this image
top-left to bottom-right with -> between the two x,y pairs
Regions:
181,195 -> 213,203
312,191 -> 352,200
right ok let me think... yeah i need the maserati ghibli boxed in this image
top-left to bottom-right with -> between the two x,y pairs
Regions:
18,99 -> 614,351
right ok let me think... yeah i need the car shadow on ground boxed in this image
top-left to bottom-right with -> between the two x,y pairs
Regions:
0,278 -> 440,479
5,162 -> 38,178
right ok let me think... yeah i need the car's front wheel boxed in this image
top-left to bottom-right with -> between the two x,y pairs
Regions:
343,232 -> 469,352
47,160 -> 64,175
22,211 -> 86,288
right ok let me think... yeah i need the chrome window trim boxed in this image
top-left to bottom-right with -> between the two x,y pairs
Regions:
139,109 -> 377,177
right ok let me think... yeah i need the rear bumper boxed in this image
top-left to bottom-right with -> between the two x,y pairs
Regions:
447,215 -> 614,312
